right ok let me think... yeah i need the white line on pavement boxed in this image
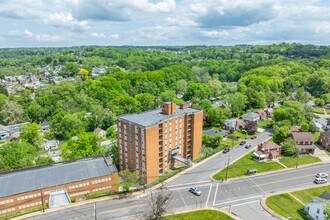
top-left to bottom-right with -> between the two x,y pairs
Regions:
168,183 -> 212,191
213,183 -> 219,206
178,189 -> 188,209
222,200 -> 259,208
205,184 -> 212,207
214,195 -> 263,206
166,180 -> 211,188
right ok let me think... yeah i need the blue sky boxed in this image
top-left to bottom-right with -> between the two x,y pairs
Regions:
0,0 -> 329,47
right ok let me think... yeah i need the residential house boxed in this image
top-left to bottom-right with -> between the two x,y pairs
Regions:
242,112 -> 260,123
304,100 -> 316,108
203,129 -> 227,138
290,131 -> 315,154
290,125 -> 302,133
0,126 -> 10,140
305,192 -> 330,220
319,132 -> 330,149
44,140 -> 60,151
254,141 -> 281,160
94,128 -> 106,139
223,118 -> 245,131
255,109 -> 267,120
212,101 -> 228,108
313,118 -> 329,131
325,103 -> 330,110
39,120 -> 50,133
265,108 -> 273,117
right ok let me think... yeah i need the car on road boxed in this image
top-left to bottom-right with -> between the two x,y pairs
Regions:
314,178 -> 328,184
240,140 -> 246,145
245,144 -> 252,149
223,148 -> 230,153
250,136 -> 257,140
189,187 -> 202,196
316,173 -> 328,178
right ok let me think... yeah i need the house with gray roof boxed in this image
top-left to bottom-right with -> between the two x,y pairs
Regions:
242,112 -> 260,123
305,192 -> 330,220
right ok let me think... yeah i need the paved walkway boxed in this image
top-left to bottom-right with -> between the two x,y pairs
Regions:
314,146 -> 330,163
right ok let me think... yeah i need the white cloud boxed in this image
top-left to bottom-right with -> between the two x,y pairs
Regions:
1,0 -> 330,46
110,34 -> 119,39
35,34 -> 60,42
201,30 -> 229,38
46,13 -> 89,32
8,29 -> 33,37
91,32 -> 106,38
7,29 -> 61,42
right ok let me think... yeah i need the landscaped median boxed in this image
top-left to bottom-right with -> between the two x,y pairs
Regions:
213,153 -> 321,180
265,185 -> 330,220
164,209 -> 234,220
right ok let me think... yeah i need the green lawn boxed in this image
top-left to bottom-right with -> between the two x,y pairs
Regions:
220,139 -> 239,148
232,130 -> 251,139
164,210 -> 234,220
266,194 -> 308,220
326,150 -> 330,157
213,153 -> 284,180
314,108 -> 330,114
312,132 -> 320,141
291,185 -> 330,202
258,120 -> 273,129
280,155 -> 321,168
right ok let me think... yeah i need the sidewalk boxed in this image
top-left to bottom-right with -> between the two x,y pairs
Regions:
314,145 -> 330,163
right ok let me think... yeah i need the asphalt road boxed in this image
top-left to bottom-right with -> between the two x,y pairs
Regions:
26,164 -> 330,220
24,129 -> 329,220
166,129 -> 273,187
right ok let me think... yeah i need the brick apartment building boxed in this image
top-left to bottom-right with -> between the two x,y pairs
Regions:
0,156 -> 118,217
117,102 -> 203,184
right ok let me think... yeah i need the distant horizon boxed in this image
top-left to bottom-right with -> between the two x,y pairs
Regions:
0,0 -> 330,48
1,42 -> 330,50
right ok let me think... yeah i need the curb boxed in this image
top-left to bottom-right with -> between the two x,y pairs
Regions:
260,182 -> 330,220
150,143 -> 231,190
12,191 -> 145,220
164,207 -> 242,220
260,197 -> 286,220
209,136 -> 272,182
225,161 -> 328,182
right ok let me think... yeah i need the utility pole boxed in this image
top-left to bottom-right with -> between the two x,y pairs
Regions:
225,156 -> 231,181
295,149 -> 299,169
94,202 -> 97,220
40,186 -> 45,212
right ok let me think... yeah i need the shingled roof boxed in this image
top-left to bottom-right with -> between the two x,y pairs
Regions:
291,132 -> 314,142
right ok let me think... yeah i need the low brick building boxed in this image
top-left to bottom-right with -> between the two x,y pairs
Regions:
319,132 -> 330,149
254,141 -> 281,160
0,156 -> 118,217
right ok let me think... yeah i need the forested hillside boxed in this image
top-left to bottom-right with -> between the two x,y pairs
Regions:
0,43 -> 329,171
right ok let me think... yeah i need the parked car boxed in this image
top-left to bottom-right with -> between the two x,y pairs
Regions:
240,140 -> 246,145
314,178 -> 328,184
189,187 -> 202,196
245,144 -> 252,149
250,136 -> 257,140
223,148 -> 230,153
316,173 -> 328,178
